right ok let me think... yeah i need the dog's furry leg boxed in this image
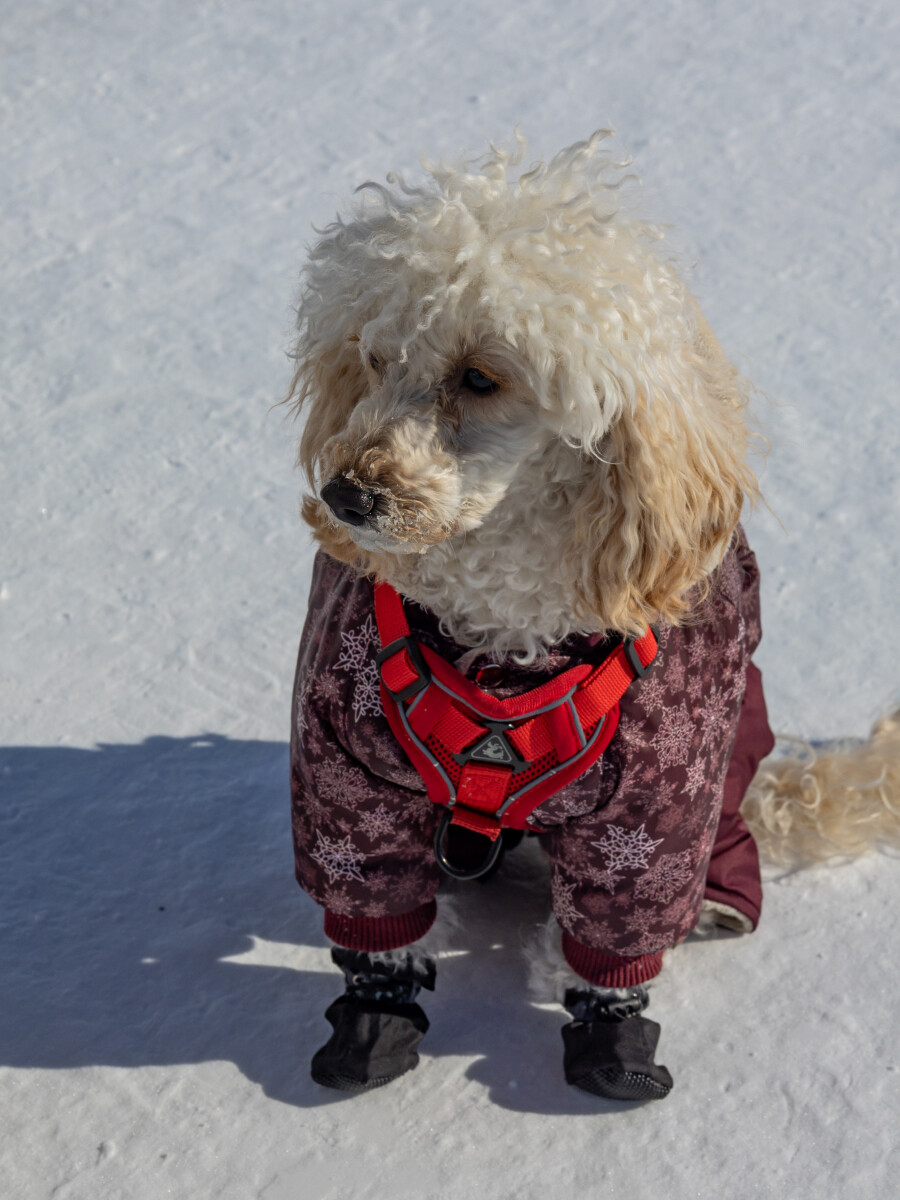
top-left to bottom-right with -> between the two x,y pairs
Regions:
741,705 -> 900,866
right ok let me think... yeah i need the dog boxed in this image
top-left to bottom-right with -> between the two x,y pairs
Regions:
285,133 -> 900,1099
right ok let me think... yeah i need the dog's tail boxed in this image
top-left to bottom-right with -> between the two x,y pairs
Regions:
741,706 -> 900,866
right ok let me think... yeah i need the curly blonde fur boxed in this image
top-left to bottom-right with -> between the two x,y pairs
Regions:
288,131 -> 760,659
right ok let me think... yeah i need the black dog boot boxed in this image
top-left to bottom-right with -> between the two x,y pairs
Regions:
311,946 -> 436,1092
562,985 -> 674,1102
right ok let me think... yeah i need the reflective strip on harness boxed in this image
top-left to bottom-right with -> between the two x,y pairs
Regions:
374,582 -> 658,840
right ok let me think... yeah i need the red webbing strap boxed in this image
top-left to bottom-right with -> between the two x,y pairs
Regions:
450,808 -> 505,839
573,627 -> 657,731
380,652 -> 419,695
507,713 -> 555,760
457,763 -> 510,810
634,625 -> 657,666
374,582 -> 420,695
453,763 -> 510,839
374,581 -> 411,643
549,703 -> 580,761
431,706 -> 484,754
405,686 -> 452,741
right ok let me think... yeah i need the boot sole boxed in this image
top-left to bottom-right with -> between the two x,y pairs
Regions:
310,1067 -> 411,1092
570,1067 -> 672,1102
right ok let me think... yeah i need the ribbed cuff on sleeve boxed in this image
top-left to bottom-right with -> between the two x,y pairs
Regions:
562,931 -> 664,987
324,899 -> 438,952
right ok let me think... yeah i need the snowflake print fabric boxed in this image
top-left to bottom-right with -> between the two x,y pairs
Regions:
334,613 -> 383,721
652,703 -> 695,768
310,830 -> 366,884
357,803 -> 397,840
634,849 -> 696,904
291,528 -> 773,960
312,760 -> 376,807
593,823 -> 664,872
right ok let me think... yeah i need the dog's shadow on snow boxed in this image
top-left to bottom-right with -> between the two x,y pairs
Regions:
1,735 -> 639,1114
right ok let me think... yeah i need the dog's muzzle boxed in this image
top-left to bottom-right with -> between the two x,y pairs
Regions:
320,475 -> 377,527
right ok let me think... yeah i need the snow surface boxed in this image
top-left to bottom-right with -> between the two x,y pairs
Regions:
2,1 -> 899,1197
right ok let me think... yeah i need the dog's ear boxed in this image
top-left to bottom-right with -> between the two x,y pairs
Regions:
287,329 -> 368,489
568,304 -> 760,636
285,292 -> 376,566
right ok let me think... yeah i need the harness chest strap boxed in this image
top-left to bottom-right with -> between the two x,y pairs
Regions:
373,581 -> 659,856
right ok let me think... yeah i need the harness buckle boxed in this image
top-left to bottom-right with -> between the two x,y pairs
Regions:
623,627 -> 657,680
376,636 -> 431,702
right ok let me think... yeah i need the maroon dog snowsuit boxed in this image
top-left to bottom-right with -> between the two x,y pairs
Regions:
290,527 -> 774,987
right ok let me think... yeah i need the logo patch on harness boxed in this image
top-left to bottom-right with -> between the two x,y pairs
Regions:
469,732 -> 516,766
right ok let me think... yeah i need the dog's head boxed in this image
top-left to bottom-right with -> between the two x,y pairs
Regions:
288,133 -> 759,637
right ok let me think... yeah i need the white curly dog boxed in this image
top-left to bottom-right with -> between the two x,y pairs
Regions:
286,133 -> 899,1100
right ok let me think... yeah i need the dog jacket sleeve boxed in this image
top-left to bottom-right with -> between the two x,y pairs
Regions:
290,529 -> 771,967
289,552 -> 444,932
537,528 -> 771,969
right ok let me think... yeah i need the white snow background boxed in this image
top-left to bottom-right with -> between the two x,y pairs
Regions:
2,1 -> 898,1197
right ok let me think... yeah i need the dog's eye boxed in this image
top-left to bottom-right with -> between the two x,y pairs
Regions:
367,352 -> 382,372
462,367 -> 499,394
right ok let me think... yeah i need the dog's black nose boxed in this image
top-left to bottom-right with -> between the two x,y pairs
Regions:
320,476 -> 377,527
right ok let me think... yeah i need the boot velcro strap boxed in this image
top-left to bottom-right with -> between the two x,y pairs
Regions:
331,946 -> 436,993
564,985 -> 649,1023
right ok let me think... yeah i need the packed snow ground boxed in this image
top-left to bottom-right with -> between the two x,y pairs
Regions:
2,2 -> 898,1198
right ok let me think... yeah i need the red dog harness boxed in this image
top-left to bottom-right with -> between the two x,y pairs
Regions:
375,581 -> 658,878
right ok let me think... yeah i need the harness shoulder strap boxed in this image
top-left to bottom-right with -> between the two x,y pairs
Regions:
374,583 -> 427,700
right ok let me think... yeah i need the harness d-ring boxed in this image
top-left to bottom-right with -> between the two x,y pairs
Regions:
433,808 -> 505,881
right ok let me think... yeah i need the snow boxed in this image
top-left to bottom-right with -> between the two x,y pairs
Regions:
2,1 -> 898,1197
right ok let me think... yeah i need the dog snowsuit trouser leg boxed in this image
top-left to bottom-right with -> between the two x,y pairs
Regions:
290,527 -> 774,985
